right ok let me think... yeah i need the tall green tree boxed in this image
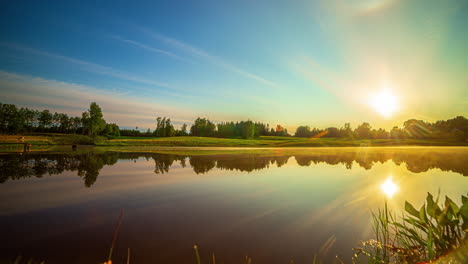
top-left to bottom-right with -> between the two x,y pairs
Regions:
82,102 -> 106,136
165,118 -> 175,137
240,121 -> 255,139
190,117 -> 216,137
153,117 -> 174,137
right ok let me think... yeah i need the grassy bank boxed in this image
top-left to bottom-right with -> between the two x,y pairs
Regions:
1,134 -> 467,148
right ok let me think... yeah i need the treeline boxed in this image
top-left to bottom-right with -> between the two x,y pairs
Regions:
120,117 -> 289,138
0,102 -> 120,137
294,117 -> 468,140
1,101 -> 467,141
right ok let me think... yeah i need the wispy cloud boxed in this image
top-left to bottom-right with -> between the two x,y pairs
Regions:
0,71 -> 272,129
140,29 -> 281,88
0,42 -> 187,94
111,35 -> 192,63
0,71 -> 196,129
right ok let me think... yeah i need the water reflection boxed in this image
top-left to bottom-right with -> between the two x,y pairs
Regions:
0,148 -> 467,264
0,148 -> 467,187
380,177 -> 398,198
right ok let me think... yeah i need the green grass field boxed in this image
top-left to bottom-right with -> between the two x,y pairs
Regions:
103,136 -> 468,147
1,133 -> 467,148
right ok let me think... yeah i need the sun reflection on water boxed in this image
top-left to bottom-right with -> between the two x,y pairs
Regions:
381,177 -> 398,198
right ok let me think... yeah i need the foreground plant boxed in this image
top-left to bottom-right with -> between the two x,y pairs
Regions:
354,193 -> 468,264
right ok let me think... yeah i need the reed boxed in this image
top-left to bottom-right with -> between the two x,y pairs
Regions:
353,193 -> 468,264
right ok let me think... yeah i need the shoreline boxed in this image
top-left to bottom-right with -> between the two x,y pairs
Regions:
1,134 -> 467,149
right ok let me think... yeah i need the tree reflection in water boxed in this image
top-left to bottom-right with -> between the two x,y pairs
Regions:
1,148 -> 467,187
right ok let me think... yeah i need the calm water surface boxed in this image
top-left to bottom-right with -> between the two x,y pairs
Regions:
0,147 -> 467,263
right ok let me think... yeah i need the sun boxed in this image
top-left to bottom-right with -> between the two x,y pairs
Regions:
369,88 -> 399,118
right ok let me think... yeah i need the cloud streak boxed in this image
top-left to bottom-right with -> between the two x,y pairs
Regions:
141,29 -> 281,88
0,42 -> 187,94
0,71 -> 196,129
111,35 -> 192,63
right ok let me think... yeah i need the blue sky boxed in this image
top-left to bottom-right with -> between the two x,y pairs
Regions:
1,0 -> 467,130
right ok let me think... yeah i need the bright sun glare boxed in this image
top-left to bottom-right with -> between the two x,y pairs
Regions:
381,177 -> 398,198
369,88 -> 399,118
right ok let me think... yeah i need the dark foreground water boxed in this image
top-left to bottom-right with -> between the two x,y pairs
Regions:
0,147 -> 467,264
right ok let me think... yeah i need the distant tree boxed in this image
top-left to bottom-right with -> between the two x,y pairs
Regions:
240,121 -> 255,139
1,101 -> 467,142
82,102 -> 106,136
274,124 -> 289,136
81,112 -> 90,135
325,127 -> 340,138
175,123 -> 188,136
190,117 -> 216,137
154,117 -> 162,137
270,128 -> 275,135
217,122 -> 235,138
20,107 -> 36,131
70,116 -> 83,133
165,118 -> 175,137
103,123 -> 120,138
390,126 -> 405,139
295,126 -> 311,137
254,122 -> 269,137
120,129 -> 142,137
341,123 -> 353,138
403,119 -> 432,138
179,123 -> 188,136
276,125 -> 284,133
38,110 -> 53,129
0,103 -> 22,133
355,122 -> 372,139
152,117 -> 175,137
372,128 -> 389,139
56,113 -> 70,133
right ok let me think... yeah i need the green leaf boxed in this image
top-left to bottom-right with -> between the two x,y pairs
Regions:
462,195 -> 468,205
427,193 -> 436,217
437,212 -> 448,226
445,196 -> 459,215
426,192 -> 441,218
460,203 -> 468,220
405,201 -> 419,217
419,204 -> 428,224
427,231 -> 434,260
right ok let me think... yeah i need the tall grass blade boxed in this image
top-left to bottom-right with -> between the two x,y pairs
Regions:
194,245 -> 201,264
107,209 -> 124,262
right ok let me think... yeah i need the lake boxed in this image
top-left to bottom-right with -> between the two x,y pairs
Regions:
0,147 -> 467,263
